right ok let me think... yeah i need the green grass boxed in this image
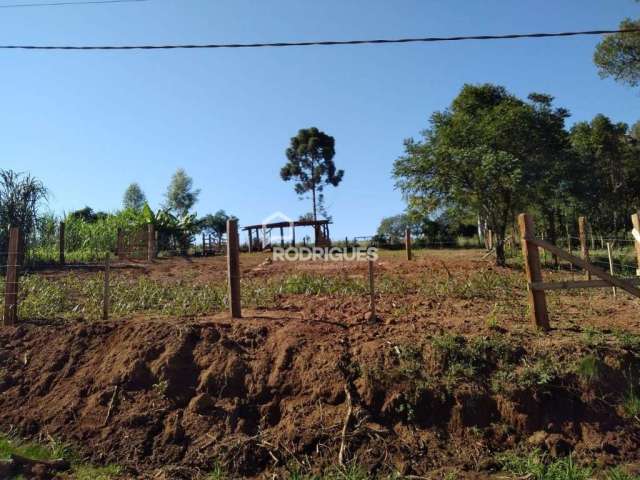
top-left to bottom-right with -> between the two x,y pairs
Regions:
606,467 -> 640,480
575,355 -> 603,384
2,269 -> 470,321
0,434 -> 120,480
499,450 -> 591,480
622,388 -> 640,419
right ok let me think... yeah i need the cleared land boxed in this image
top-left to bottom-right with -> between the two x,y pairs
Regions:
1,250 -> 640,479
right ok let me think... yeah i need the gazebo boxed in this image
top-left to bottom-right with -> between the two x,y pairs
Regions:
242,219 -> 331,252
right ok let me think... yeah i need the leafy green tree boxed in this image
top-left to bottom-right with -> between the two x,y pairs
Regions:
122,183 -> 146,211
281,128 -> 344,223
524,93 -> 573,256
0,169 -> 48,261
68,207 -> 108,223
393,84 -> 570,266
569,114 -> 640,233
165,168 -> 200,217
594,18 -> 640,88
199,210 -> 233,243
376,214 -> 417,244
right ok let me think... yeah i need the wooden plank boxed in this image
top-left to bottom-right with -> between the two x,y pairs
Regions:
578,216 -> 591,280
517,214 -> 550,330
226,219 -> 242,318
527,237 -> 640,298
531,278 -> 640,291
3,227 -> 20,326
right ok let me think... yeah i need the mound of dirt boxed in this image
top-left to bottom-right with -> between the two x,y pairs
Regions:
0,313 -> 639,478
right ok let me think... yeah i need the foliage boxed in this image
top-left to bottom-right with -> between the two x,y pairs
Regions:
165,168 -> 200,217
622,388 -> 640,418
498,450 -> 591,480
575,355 -> 603,384
143,204 -> 199,253
594,19 -> 640,88
281,127 -> 344,222
122,182 -> 147,211
68,206 -> 108,223
568,114 -> 640,234
199,210 -> 232,242
0,169 -> 48,258
392,84 -> 571,266
0,433 -> 120,480
375,214 -> 415,244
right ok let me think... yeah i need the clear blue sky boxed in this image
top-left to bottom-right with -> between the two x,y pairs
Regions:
1,0 -> 638,240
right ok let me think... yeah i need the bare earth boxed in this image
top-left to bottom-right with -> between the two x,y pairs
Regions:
1,249 -> 639,478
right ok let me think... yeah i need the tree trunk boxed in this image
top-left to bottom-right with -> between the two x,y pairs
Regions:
495,239 -> 506,266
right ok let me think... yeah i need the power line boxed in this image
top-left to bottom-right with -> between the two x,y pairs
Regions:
0,0 -> 147,8
0,28 -> 638,51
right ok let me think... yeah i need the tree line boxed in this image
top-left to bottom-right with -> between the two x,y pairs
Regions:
392,83 -> 640,266
0,168 -> 234,262
391,14 -> 640,267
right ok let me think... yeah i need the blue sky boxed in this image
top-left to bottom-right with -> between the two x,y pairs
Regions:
1,0 -> 638,240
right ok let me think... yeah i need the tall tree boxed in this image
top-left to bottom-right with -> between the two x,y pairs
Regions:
165,168 -> 200,217
123,183 -> 146,211
199,210 -> 232,243
281,128 -> 344,224
569,115 -> 640,233
594,18 -> 640,88
393,84 -> 570,266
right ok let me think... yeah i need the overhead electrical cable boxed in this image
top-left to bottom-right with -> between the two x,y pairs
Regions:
0,28 -> 638,51
0,0 -> 147,8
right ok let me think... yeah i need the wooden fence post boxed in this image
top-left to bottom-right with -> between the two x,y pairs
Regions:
147,224 -> 155,262
578,216 -> 591,280
59,221 -> 65,266
405,228 -> 412,261
103,253 -> 110,320
227,219 -> 241,318
3,227 -> 21,326
517,214 -> 550,331
632,212 -> 640,277
606,242 -> 617,298
368,259 -> 376,321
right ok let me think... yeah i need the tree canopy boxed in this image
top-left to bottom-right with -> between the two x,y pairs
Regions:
199,210 -> 233,242
165,168 -> 200,217
123,183 -> 146,211
594,19 -> 640,88
281,127 -> 344,222
393,84 -> 571,266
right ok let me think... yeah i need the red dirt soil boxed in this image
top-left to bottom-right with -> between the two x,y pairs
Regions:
1,250 -> 640,478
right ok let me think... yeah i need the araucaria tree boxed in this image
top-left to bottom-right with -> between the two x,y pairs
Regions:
165,168 -> 200,217
393,84 -> 570,267
281,128 -> 344,223
122,182 -> 146,211
594,18 -> 640,88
